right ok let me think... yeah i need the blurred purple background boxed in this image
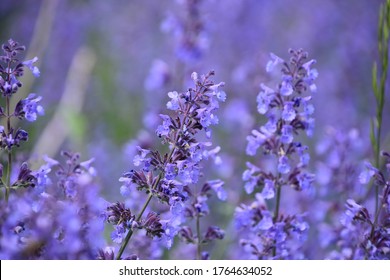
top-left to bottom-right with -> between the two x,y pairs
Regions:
1,0 -> 387,259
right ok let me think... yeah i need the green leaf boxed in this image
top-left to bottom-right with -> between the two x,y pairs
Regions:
372,62 -> 378,99
386,0 -> 390,27
383,15 -> 389,42
370,118 -> 377,151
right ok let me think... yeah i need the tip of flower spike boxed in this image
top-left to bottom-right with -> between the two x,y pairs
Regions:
22,93 -> 45,122
208,179 -> 227,201
358,162 -> 377,184
191,72 -> 198,81
23,56 -> 40,77
266,53 -> 284,73
43,155 -> 60,167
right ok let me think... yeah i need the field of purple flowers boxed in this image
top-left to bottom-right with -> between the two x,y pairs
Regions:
0,0 -> 390,260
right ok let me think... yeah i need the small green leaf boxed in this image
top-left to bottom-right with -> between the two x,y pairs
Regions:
383,17 -> 389,41
386,0 -> 390,27
370,118 -> 377,150
372,62 -> 378,98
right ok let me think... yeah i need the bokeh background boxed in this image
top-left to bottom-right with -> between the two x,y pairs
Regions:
0,0 -> 388,259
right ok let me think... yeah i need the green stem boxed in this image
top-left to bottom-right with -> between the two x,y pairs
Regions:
196,213 -> 202,260
5,151 -> 11,203
272,183 -> 282,257
367,0 -> 390,248
5,95 -> 11,203
116,193 -> 154,260
115,76 -> 208,259
370,200 -> 382,239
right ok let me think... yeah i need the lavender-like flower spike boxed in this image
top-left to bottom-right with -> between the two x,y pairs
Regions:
161,0 -> 208,64
14,93 -> 45,122
22,56 -> 40,77
335,152 -> 390,259
0,151 -> 106,259
237,49 -> 317,259
0,39 -> 42,202
112,71 -> 226,259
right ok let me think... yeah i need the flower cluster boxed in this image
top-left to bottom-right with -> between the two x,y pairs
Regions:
0,39 -> 43,201
236,199 -> 308,259
178,179 -> 226,259
236,49 -> 317,259
105,71 -> 226,259
0,151 -> 105,259
305,127 -> 367,258
335,152 -> 390,260
161,0 -> 208,64
0,0 -> 388,261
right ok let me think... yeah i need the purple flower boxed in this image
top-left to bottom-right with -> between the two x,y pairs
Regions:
243,162 -> 261,194
161,0 -> 208,64
246,127 -> 272,156
164,163 -> 177,180
166,91 -> 180,110
261,179 -> 275,199
156,114 -> 172,137
296,145 -> 310,166
266,53 -> 284,72
278,155 -> 291,174
119,176 -> 135,197
112,71 -> 226,259
133,146 -> 151,168
144,59 -> 170,91
208,179 -> 227,201
340,199 -> 368,227
257,84 -> 274,114
302,59 -> 318,92
210,82 -> 226,102
234,205 -> 253,229
80,158 -> 96,176
296,172 -> 315,191
257,210 -> 273,230
359,162 -> 378,184
23,94 -> 44,120
280,78 -> 294,96
33,165 -> 52,193
238,50 -> 316,259
280,125 -> 294,144
22,56 -> 40,77
204,226 -> 225,241
303,100 -> 315,116
282,102 -> 296,121
264,113 -> 277,133
111,224 -> 127,244
161,222 -> 179,249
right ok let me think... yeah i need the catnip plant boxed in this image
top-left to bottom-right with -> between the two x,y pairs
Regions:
236,49 -> 317,259
335,0 -> 390,260
0,0 -> 388,261
0,39 -> 43,201
0,40 -> 105,259
104,71 -> 227,260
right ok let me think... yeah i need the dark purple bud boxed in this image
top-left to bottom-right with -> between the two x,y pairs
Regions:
204,226 -> 225,242
14,129 -> 29,146
123,254 -> 139,260
96,249 -> 115,260
179,226 -> 195,243
105,202 -> 134,228
141,212 -> 164,238
201,252 -> 210,260
13,162 -> 36,188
